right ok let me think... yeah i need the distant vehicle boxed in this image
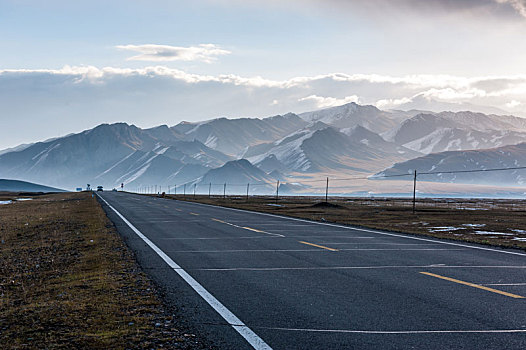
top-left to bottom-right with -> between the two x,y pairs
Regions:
112,188 -> 117,192
97,186 -> 103,192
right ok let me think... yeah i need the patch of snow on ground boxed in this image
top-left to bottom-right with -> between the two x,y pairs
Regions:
457,207 -> 489,211
462,224 -> 486,228
511,229 -> 526,234
428,226 -> 464,232
0,200 -> 12,205
513,237 -> 526,242
474,231 -> 513,236
16,198 -> 33,201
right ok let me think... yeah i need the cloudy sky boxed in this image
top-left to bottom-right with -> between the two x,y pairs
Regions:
2,0 -> 526,149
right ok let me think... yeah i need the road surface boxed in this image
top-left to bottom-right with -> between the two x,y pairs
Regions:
98,192 -> 526,349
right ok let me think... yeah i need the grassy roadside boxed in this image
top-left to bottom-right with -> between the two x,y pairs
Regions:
0,192 -> 209,349
164,195 -> 526,251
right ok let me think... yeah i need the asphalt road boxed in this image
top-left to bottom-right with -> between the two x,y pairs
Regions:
98,191 -> 526,349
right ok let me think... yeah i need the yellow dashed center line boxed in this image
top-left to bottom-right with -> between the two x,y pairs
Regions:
189,212 -> 200,216
242,227 -> 266,233
211,218 -> 284,237
175,208 -> 183,212
299,241 -> 339,252
420,272 -> 525,299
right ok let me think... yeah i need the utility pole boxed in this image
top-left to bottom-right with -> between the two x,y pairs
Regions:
276,180 -> 280,203
174,184 -> 176,196
223,183 -> 226,199
246,183 -> 250,201
183,184 -> 186,198
193,184 -> 196,199
209,182 -> 212,198
325,177 -> 329,203
412,170 -> 417,214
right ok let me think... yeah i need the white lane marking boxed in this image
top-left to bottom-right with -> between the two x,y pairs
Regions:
483,283 -> 526,286
98,195 -> 272,350
253,326 -> 526,334
159,236 -> 283,240
177,200 -> 526,257
130,220 -> 205,223
196,265 -> 526,272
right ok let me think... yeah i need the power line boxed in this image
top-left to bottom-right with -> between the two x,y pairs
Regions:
138,164 -> 526,191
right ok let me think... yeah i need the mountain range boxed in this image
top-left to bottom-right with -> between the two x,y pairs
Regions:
2,102 -> 526,192
374,142 -> 526,186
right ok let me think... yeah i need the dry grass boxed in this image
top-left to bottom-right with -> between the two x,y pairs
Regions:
0,192 -> 208,349
165,194 -> 526,251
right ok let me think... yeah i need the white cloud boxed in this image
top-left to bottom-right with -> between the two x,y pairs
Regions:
495,0 -> 526,17
506,100 -> 522,108
419,87 -> 487,101
375,97 -> 413,109
3,65 -> 526,149
299,94 -> 360,108
116,44 -> 231,63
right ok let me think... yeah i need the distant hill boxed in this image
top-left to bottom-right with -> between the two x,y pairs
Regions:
373,142 -> 526,186
198,159 -> 275,186
0,179 -> 65,192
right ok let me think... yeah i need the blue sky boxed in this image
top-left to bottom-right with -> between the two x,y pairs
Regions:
2,0 -> 526,148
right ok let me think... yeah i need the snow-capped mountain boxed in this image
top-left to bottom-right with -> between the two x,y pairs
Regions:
247,124 -> 419,173
299,102 -> 404,133
2,102 -> 526,192
374,142 -> 526,186
0,123 -> 227,190
384,112 -> 526,154
171,113 -> 307,156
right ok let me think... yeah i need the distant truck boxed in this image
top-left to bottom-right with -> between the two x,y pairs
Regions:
96,186 -> 103,192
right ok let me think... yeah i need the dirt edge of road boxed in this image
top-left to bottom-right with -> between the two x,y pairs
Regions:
0,192 -> 211,349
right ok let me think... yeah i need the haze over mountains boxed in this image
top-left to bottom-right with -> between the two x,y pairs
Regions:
2,102 -> 526,193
